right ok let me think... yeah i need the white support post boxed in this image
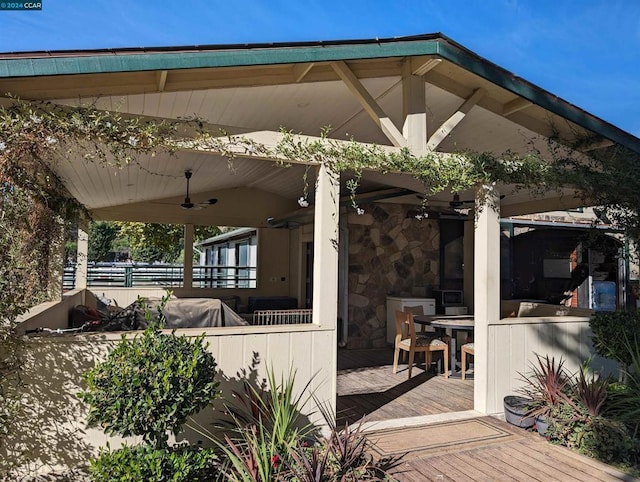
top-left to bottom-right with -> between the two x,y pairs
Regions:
75,220 -> 89,290
402,60 -> 427,156
183,224 -> 194,289
311,160 -> 340,425
463,213 -> 474,313
473,185 -> 501,414
312,161 -> 340,329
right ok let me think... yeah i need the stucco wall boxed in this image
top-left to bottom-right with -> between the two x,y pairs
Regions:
346,203 -> 440,349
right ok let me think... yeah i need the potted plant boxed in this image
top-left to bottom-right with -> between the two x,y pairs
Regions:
503,395 -> 535,429
517,354 -> 573,435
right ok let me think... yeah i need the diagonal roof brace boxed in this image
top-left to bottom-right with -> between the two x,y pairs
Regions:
157,70 -> 168,92
427,88 -> 486,150
331,60 -> 407,148
502,97 -> 532,116
292,62 -> 314,82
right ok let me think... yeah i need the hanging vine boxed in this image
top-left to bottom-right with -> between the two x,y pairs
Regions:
1,98 -> 639,299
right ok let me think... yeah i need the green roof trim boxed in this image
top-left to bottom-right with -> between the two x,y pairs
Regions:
435,42 -> 640,153
0,40 -> 441,77
0,34 -> 638,153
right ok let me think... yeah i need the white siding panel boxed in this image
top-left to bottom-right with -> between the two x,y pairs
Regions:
289,331 -> 315,410
266,332 -> 292,373
218,335 -> 246,378
241,333 -> 270,375
486,317 -> 616,414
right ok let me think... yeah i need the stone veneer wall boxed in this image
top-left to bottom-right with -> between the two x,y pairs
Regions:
346,203 -> 440,349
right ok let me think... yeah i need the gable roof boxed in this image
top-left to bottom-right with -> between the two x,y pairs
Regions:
2,33 -> 638,224
1,33 -> 638,153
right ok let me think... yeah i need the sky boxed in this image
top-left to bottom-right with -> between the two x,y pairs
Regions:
0,0 -> 639,137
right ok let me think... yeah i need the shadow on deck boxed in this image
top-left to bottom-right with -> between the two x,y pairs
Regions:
337,348 -> 474,426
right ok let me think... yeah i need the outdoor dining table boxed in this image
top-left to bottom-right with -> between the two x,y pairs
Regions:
413,315 -> 475,378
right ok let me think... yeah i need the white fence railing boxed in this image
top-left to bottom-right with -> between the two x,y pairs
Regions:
252,309 -> 313,325
64,264 -> 257,289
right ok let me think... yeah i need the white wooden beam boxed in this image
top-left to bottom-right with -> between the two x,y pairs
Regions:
157,70 -> 168,92
427,88 -> 486,150
330,60 -> 407,148
502,97 -> 532,116
292,62 -> 315,83
402,59 -> 427,155
177,128 -> 467,168
501,193 -> 585,217
411,57 -> 442,76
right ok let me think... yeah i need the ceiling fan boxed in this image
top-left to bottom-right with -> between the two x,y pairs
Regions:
417,192 -> 505,209
180,170 -> 218,210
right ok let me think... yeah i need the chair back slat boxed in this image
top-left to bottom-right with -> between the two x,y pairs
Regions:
405,312 -> 418,342
394,310 -> 409,341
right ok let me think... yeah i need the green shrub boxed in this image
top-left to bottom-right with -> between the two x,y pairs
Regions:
590,311 -> 640,370
578,417 -> 634,464
605,339 -> 640,438
78,324 -> 220,447
89,443 -> 218,482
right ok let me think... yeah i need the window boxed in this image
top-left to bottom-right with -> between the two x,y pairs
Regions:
439,219 -> 464,290
235,241 -> 250,288
199,228 -> 258,289
214,245 -> 229,288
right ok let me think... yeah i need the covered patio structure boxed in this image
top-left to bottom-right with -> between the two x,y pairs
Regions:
4,33 -> 639,468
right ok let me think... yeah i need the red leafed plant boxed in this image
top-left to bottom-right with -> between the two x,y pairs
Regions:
518,354 -> 574,418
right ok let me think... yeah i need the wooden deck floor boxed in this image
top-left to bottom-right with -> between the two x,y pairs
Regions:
337,348 -> 473,425
369,416 -> 635,481
339,349 -> 635,481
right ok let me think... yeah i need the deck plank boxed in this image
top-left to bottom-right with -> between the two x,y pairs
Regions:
341,349 -> 635,481
371,416 -> 635,482
337,348 -> 474,425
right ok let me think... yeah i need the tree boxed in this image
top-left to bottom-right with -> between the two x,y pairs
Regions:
88,221 -> 119,262
116,222 -> 221,263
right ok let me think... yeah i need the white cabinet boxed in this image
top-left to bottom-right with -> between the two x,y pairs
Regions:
386,296 -> 436,345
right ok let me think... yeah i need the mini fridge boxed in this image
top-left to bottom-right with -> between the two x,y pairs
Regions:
386,296 -> 436,345
591,280 -> 616,312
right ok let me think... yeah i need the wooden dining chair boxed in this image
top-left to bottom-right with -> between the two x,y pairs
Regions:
393,310 -> 448,379
461,342 -> 474,380
403,305 -> 436,334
